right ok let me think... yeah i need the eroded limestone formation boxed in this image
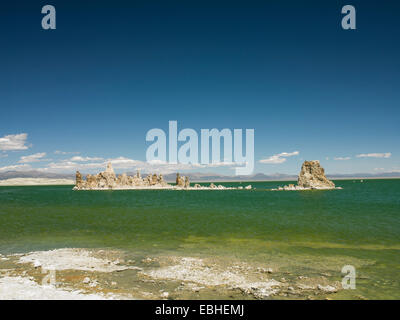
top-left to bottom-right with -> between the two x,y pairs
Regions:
184,176 -> 190,188
75,171 -> 84,189
73,162 -> 170,190
73,163 -> 248,191
276,160 -> 336,191
176,173 -> 190,188
297,160 -> 335,189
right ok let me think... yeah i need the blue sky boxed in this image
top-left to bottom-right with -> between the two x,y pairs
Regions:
0,0 -> 399,175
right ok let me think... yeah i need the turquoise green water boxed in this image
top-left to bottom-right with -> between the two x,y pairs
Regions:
0,179 -> 399,299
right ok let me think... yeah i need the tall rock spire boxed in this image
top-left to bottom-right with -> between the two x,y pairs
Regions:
105,162 -> 115,175
297,160 -> 335,189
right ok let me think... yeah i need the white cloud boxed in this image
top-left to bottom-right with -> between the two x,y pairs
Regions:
18,152 -> 47,163
356,153 -> 391,158
0,133 -> 29,151
371,167 -> 400,173
204,161 -> 244,168
334,157 -> 351,161
36,155 -> 245,174
43,157 -> 142,172
70,156 -> 104,162
45,161 -> 105,171
107,157 -> 240,172
108,157 -> 201,173
0,164 -> 31,172
259,151 -> 299,164
109,157 -> 141,167
54,150 -> 80,155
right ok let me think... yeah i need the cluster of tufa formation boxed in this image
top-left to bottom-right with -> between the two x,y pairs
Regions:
276,160 -> 337,191
73,163 -> 251,191
175,173 -> 190,188
74,162 -> 171,190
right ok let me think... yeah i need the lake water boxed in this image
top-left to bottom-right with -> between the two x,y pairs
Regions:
0,179 -> 399,299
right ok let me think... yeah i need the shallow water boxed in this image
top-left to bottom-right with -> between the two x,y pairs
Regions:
0,179 -> 399,299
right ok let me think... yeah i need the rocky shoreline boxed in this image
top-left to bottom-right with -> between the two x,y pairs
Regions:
0,248 -> 344,300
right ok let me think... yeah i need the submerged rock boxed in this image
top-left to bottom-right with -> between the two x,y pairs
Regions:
18,248 -> 137,273
140,257 -> 281,299
317,284 -> 337,293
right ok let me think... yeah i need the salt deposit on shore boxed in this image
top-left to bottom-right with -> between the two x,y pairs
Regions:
18,248 -> 140,273
1,248 -> 342,299
141,256 -> 282,298
0,178 -> 74,186
0,276 -> 117,300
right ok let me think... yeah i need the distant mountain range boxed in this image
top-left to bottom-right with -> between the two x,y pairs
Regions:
159,172 -> 299,182
1,170 -> 399,182
0,170 -> 75,180
158,172 -> 400,182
